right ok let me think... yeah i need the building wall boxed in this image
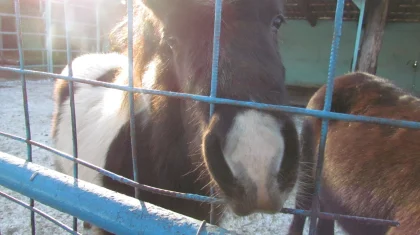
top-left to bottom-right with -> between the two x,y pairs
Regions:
0,0 -> 125,70
280,20 -> 420,94
2,1 -> 419,90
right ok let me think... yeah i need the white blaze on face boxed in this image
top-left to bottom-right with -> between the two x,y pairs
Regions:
223,109 -> 285,206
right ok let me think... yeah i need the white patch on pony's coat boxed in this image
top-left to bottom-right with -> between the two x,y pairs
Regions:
223,110 -> 285,207
53,53 -> 154,186
60,53 -> 127,81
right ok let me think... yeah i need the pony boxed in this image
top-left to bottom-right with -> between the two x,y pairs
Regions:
52,0 -> 303,234
288,72 -> 420,235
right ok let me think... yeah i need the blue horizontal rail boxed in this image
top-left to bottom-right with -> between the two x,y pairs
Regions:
0,151 -> 233,235
0,48 -> 83,52
50,0 -> 97,10
0,131 -> 220,204
2,66 -> 420,130
3,64 -> 71,68
0,31 -> 97,41
0,13 -> 97,27
0,130 -> 399,228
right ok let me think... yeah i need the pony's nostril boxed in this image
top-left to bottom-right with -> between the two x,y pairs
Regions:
202,115 -> 239,199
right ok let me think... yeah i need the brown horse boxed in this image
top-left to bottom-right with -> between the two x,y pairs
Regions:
50,0 -> 311,234
288,72 -> 420,235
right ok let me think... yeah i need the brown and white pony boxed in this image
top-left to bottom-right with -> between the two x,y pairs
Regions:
288,72 -> 420,235
51,0 -> 309,234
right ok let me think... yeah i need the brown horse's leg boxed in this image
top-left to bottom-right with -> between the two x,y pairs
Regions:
91,226 -> 114,235
317,202 -> 335,235
288,181 -> 314,235
288,119 -> 316,235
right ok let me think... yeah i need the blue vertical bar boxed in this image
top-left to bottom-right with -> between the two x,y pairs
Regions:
38,0 -> 46,71
125,0 -> 140,199
95,1 -> 101,52
351,0 -> 366,72
63,0 -> 79,232
308,0 -> 345,234
0,17 -> 3,58
209,0 -> 223,224
45,0 -> 53,73
13,0 -> 35,234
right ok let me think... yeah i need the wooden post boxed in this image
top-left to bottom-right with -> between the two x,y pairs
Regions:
297,0 -> 317,27
356,0 -> 389,74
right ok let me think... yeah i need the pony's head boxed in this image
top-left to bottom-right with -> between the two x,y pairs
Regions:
110,0 -> 300,216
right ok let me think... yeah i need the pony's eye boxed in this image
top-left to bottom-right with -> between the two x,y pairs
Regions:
271,15 -> 284,31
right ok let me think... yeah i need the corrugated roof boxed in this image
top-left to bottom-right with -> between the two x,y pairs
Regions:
5,0 -> 419,23
285,0 -> 420,22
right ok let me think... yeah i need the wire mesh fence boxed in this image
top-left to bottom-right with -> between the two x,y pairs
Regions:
0,0 -> 416,234
0,0 -> 122,74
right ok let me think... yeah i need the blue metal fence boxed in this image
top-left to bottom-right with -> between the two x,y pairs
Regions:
0,0 -> 414,234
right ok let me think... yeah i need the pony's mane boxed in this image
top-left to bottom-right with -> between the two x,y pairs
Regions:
108,1 -> 165,90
